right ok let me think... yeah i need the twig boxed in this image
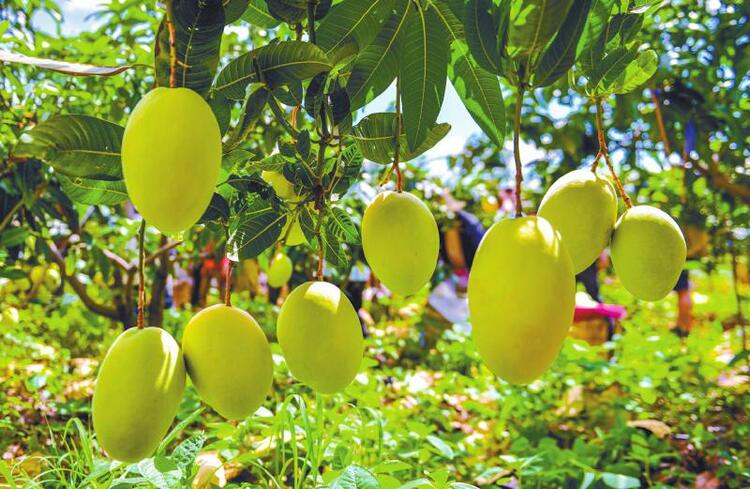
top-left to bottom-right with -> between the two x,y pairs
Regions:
165,0 -> 177,89
513,86 -> 525,217
46,241 -> 120,320
145,240 -> 183,265
137,219 -> 146,329
307,0 -> 318,44
224,260 -> 233,306
594,98 -> 632,208
393,77 -> 403,192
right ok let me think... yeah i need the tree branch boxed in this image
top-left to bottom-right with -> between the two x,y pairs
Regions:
692,158 -> 750,205
46,241 -> 120,320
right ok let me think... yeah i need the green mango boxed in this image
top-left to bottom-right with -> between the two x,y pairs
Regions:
182,304 -> 273,420
268,252 -> 293,288
538,169 -> 618,273
611,205 -> 686,301
362,191 -> 439,295
122,87 -> 221,235
468,216 -> 575,384
93,327 -> 185,462
277,281 -> 363,393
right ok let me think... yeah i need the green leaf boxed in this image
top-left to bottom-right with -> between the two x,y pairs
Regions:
224,0 -> 249,23
430,1 -> 505,146
448,42 -> 504,147
327,464 -> 380,489
0,228 -> 28,248
14,115 -> 123,180
533,0 -> 592,87
317,0 -> 395,63
0,50 -> 139,77
137,457 -> 182,489
426,435 -> 455,459
346,2 -> 410,110
352,113 -> 451,164
601,473 -> 641,489
265,0 -> 330,23
58,175 -> 128,206
332,145 -> 363,194
228,198 -> 286,260
576,0 -> 616,76
463,0 -> 506,74
507,0 -> 574,62
155,0 -> 225,96
327,206 -> 359,243
242,0 -> 280,28
170,433 -> 206,472
198,193 -> 230,223
586,46 -> 637,91
601,49 -> 657,94
399,4 -> 449,151
214,41 -> 332,100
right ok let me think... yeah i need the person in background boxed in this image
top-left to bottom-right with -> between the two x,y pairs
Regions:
673,270 -> 692,336
428,192 -> 486,329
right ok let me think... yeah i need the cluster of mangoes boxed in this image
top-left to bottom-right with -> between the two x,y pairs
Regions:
469,169 -> 686,384
94,87 -> 685,462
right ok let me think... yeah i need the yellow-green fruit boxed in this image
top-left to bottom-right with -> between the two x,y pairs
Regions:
468,216 -> 575,384
538,169 -> 617,273
268,252 -> 293,288
182,305 -> 273,420
282,217 -> 307,246
362,191 -> 439,295
93,327 -> 185,462
122,87 -> 221,235
262,171 -> 298,200
30,265 -> 46,285
610,205 -> 686,301
277,281 -> 363,393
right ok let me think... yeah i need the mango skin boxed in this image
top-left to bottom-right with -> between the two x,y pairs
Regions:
468,216 -> 575,384
268,252 -> 293,288
93,327 -> 186,462
538,169 -> 618,273
277,281 -> 363,394
262,171 -> 298,201
362,191 -> 439,295
122,87 -> 221,235
610,205 -> 686,301
182,305 -> 273,420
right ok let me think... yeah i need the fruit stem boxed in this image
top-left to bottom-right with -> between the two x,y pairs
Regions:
594,98 -> 633,209
165,0 -> 177,89
224,260 -> 233,307
307,0 -> 317,44
137,219 -> 146,329
513,86 -> 525,217
393,77 -> 403,192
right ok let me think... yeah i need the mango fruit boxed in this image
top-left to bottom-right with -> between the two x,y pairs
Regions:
610,205 -> 686,301
538,169 -> 617,273
468,216 -> 575,384
122,87 -> 221,235
362,191 -> 439,295
282,216 -> 307,246
277,281 -> 363,393
93,327 -> 185,462
182,305 -> 273,420
268,252 -> 293,288
262,170 -> 298,201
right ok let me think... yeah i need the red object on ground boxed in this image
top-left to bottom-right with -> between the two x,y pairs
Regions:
574,303 -> 627,322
